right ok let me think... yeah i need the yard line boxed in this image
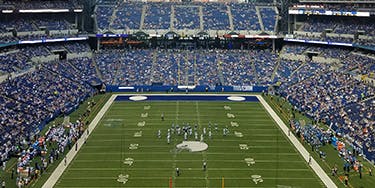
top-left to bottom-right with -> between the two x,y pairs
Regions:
74,159 -> 304,163
86,138 -> 289,143
55,187 -> 272,188
82,145 -> 293,149
68,167 -> 310,171
61,176 -> 317,180
171,101 -> 179,188
91,133 -> 281,136
106,114 -> 232,117
55,187 -> 274,188
96,127 -> 280,131
78,152 -> 300,155
195,101 -> 209,188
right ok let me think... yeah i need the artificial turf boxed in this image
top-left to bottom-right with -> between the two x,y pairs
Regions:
55,100 -> 324,187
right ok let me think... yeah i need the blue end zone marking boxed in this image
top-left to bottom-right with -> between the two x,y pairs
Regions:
115,95 -> 259,102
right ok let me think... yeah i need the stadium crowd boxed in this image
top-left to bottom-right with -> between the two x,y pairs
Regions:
1,0 -> 81,10
0,1 -> 374,183
174,6 -> 200,30
0,41 -> 96,157
95,49 -> 280,86
0,41 -> 374,186
294,16 -> 375,46
95,2 -> 277,32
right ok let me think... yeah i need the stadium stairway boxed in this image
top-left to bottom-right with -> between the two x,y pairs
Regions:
0,66 -> 35,84
273,7 -> 279,34
140,5 -> 147,30
249,54 -> 259,84
296,22 -> 305,31
291,61 -> 333,88
108,5 -> 118,31
258,6 -> 278,33
188,53 -> 196,85
216,57 -> 225,85
170,5 -> 175,30
182,52 -> 190,85
342,52 -> 363,72
149,50 -> 158,85
199,6 -> 204,31
270,55 -> 282,82
43,61 -> 86,87
91,56 -> 104,81
289,61 -> 307,80
66,60 -> 81,73
193,53 -> 197,85
227,5 -> 234,31
255,6 -> 265,32
177,54 -> 181,85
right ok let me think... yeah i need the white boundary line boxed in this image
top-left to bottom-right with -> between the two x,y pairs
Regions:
44,93 -> 337,188
42,94 -> 117,188
256,95 -> 337,188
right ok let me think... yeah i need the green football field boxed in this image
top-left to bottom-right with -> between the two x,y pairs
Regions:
55,100 -> 325,187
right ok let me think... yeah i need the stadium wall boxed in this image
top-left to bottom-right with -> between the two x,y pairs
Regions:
106,85 -> 268,92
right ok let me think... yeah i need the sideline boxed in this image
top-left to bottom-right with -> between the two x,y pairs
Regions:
257,95 -> 337,188
42,94 -> 117,188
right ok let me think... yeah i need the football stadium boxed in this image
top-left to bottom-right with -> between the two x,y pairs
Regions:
0,0 -> 374,188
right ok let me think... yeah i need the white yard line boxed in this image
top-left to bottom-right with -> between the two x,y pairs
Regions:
195,101 -> 210,188
61,176 -> 317,180
257,95 -> 337,188
73,159 -> 304,163
42,94 -> 118,188
66,167 -> 310,171
171,101 -> 179,188
76,152 -> 300,155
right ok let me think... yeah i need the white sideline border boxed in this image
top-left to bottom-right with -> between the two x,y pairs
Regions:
43,94 -> 336,188
42,94 -> 117,188
257,95 -> 337,188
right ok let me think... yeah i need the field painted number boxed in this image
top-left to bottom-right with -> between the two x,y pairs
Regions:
137,121 -> 146,127
117,174 -> 129,184
231,121 -> 239,127
244,158 -> 255,166
134,131 -> 142,137
129,144 -> 139,150
227,113 -> 235,118
123,158 -> 134,166
251,175 -> 263,184
239,144 -> 249,150
235,131 -> 243,137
